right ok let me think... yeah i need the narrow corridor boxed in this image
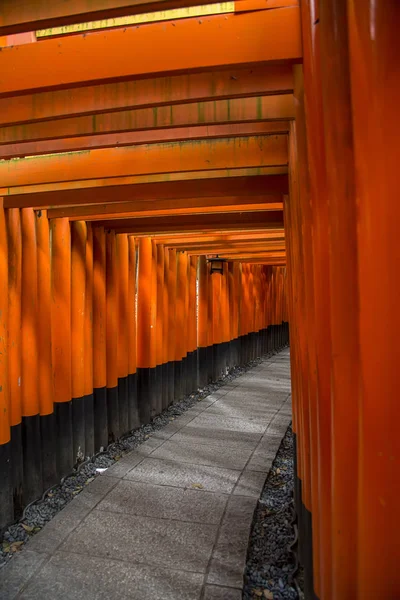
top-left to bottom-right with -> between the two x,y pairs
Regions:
1,350 -> 291,600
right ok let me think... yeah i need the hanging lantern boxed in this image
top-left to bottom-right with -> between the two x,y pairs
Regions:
207,255 -> 226,275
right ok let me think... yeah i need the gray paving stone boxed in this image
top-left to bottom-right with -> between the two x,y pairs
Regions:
171,426 -> 261,449
60,509 -> 217,573
204,585 -> 242,600
18,551 -> 203,600
97,480 -> 227,524
207,497 -> 256,588
205,401 -> 277,421
150,439 -> 253,470
186,414 -> 267,434
0,551 -> 48,600
124,457 -> 240,493
233,469 -> 267,497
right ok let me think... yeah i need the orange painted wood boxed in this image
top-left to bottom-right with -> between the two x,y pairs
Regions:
117,234 -> 130,379
105,230 -> 118,388
6,209 -> 22,425
51,217 -> 71,403
84,224 -> 94,396
0,96 -> 293,147
95,211 -> 284,235
0,65 -> 293,127
0,9 -> 301,95
189,256 -> 197,353
162,247 -> 169,366
53,200 -> 283,222
156,243 -> 164,367
137,238 -> 152,369
167,249 -> 177,364
71,221 -> 87,400
0,199 -> 10,444
0,122 -> 291,160
299,0 -> 333,594
0,136 -> 288,189
197,256 -> 208,349
319,2 -> 360,596
348,0 -> 400,595
21,208 -> 39,416
92,226 -> 107,389
0,0 -> 240,35
36,210 -> 53,415
128,236 -> 137,376
4,174 -> 288,209
175,252 -> 188,361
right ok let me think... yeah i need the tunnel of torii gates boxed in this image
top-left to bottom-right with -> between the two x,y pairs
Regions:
0,1 -> 398,598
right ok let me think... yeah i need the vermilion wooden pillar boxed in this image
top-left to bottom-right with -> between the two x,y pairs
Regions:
0,198 -> 12,530
137,237 -> 152,424
51,217 -> 72,478
298,2 -> 333,595
36,210 -> 56,490
167,248 -> 177,405
348,1 -> 400,596
319,2 -> 360,598
84,224 -> 95,456
105,230 -> 119,441
93,226 -> 107,450
7,209 -> 23,516
117,234 -> 129,435
71,221 -> 87,462
128,236 -> 139,429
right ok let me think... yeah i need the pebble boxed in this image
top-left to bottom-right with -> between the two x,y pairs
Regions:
0,349 -> 283,570
243,425 -> 300,600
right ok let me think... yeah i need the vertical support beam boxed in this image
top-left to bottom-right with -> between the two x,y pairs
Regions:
105,230 -> 119,441
51,217 -> 72,478
161,246 -> 169,410
156,242 -> 164,413
189,255 -> 198,392
128,236 -> 139,429
36,210 -> 56,490
167,248 -> 177,405
71,221 -> 86,462
117,234 -> 129,435
150,239 -> 158,416
319,3 -> 360,598
84,224 -> 94,456
347,1 -> 400,596
211,267 -> 222,379
92,226 -> 107,450
137,237 -> 152,424
175,252 -> 188,400
197,255 -> 209,387
21,208 -> 42,503
6,208 -> 23,517
0,198 -> 12,530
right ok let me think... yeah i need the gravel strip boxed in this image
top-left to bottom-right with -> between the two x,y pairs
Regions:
0,349 -> 286,569
243,426 -> 298,600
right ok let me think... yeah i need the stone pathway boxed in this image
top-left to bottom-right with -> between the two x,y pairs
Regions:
0,349 -> 291,600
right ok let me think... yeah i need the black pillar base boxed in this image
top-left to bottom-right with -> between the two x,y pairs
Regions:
10,423 -> 23,520
173,360 -> 183,403
72,395 -> 85,463
161,362 -> 169,411
167,361 -> 175,407
21,414 -> 43,506
40,413 -> 57,493
55,401 -> 74,480
106,386 -> 119,443
206,345 -> 214,383
128,372 -> 139,430
137,368 -> 151,425
155,365 -> 163,416
149,366 -> 158,419
198,347 -> 208,388
84,393 -> 95,458
93,386 -> 108,451
118,377 -> 129,437
0,440 -> 13,533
